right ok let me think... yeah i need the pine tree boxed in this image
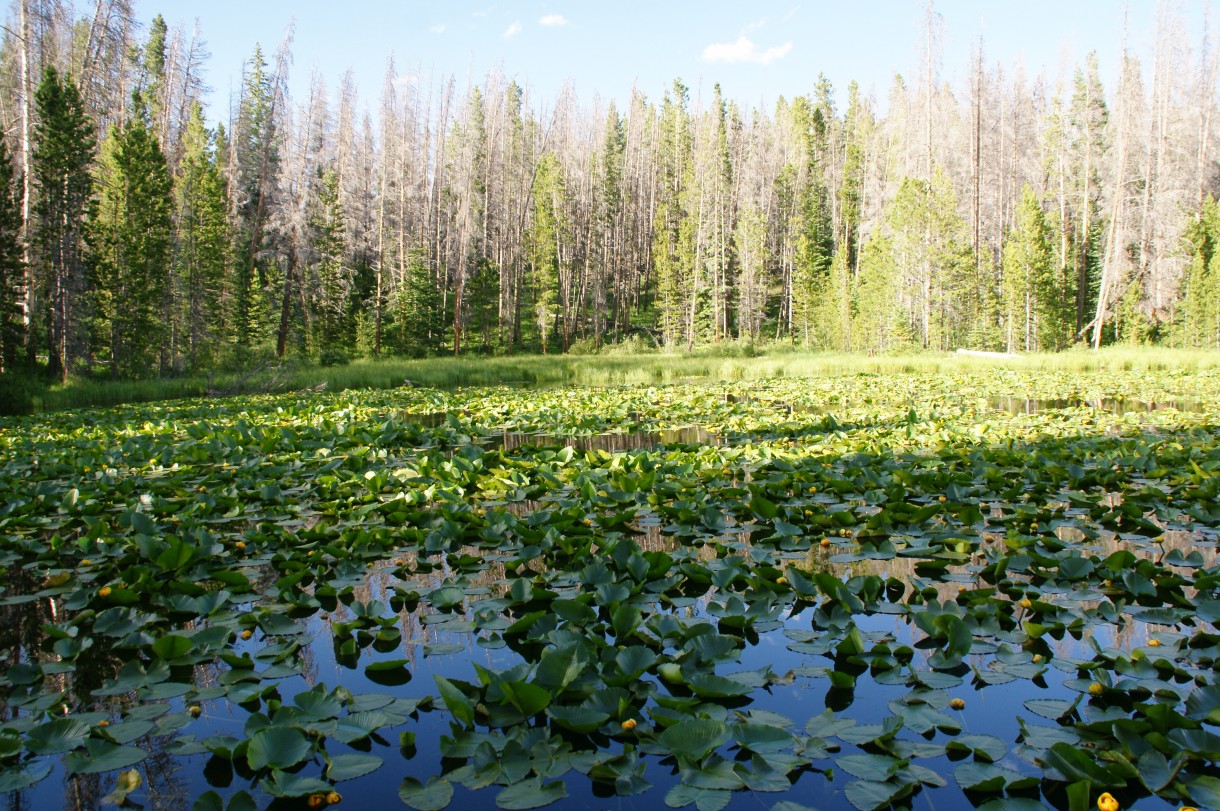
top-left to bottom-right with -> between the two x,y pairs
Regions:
1002,186 -> 1070,351
868,170 -> 971,349
0,138 -> 25,374
32,67 -> 94,383
308,166 -> 349,358
174,101 -> 230,369
1179,197 -> 1220,347
733,203 -> 767,340
386,250 -> 443,356
652,80 -> 695,348
232,45 -> 281,349
529,153 -> 564,353
139,14 -> 169,138
88,97 -> 174,377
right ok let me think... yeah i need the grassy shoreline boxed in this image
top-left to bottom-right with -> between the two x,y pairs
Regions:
19,345 -> 1220,413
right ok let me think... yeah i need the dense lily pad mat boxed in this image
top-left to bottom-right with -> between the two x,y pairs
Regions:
2,369 -> 1220,810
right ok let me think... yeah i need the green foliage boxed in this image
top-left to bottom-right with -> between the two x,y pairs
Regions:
529,153 -> 565,353
32,66 -> 94,382
175,101 -> 231,370
308,166 -> 349,354
386,252 -> 445,357
1178,197 -> 1220,348
786,95 -> 836,349
1002,186 -> 1073,351
88,100 -> 174,378
653,80 -> 696,349
0,138 -> 25,373
860,170 -> 973,351
231,45 -> 280,349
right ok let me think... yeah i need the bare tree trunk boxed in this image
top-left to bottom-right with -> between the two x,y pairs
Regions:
1093,87 -> 1129,348
19,0 -> 32,363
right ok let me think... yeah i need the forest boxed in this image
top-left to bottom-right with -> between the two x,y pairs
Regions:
0,1 -> 1219,389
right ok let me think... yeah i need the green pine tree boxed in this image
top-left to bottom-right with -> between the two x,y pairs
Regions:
529,153 -> 565,353
88,97 -> 174,377
232,45 -> 280,349
309,166 -> 349,359
652,80 -> 696,348
174,100 -> 230,369
32,67 -> 94,382
0,138 -> 24,374
1002,186 -> 1071,352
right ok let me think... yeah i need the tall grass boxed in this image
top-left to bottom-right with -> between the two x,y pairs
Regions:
24,345 -> 1220,413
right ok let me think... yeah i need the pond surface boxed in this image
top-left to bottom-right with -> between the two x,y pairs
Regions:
988,397 -> 1207,415
2,371 -> 1220,811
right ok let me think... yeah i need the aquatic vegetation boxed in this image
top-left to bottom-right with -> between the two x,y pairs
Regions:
2,369 -> 1220,809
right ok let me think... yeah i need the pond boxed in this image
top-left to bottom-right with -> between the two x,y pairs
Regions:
2,369 -> 1220,811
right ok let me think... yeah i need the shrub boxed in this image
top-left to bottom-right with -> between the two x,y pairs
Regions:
0,373 -> 39,416
318,347 -> 351,367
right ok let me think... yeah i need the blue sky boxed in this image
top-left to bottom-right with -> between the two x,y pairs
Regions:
151,1 -> 1197,122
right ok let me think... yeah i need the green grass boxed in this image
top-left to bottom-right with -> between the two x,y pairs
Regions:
24,345 -> 1220,413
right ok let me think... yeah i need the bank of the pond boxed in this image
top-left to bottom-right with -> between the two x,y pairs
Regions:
18,345 -> 1220,414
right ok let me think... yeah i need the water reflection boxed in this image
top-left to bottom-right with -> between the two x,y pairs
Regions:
483,426 -> 721,452
989,396 -> 1206,415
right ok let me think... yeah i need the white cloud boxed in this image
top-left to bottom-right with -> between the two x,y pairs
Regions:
502,20 -> 522,38
701,36 -> 792,65
539,13 -> 568,26
429,24 -> 446,34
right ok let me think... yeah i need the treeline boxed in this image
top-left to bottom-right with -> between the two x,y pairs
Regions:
1,1 -> 1220,386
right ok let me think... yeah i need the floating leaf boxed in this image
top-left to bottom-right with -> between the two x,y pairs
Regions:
246,726 -> 311,771
658,719 -> 730,760
400,776 -> 454,811
65,739 -> 148,774
495,776 -> 567,810
326,752 -> 383,782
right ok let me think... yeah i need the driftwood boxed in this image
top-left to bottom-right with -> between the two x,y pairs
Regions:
205,363 -> 291,398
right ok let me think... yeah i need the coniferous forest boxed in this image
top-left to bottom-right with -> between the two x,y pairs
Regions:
1,2 -> 1220,390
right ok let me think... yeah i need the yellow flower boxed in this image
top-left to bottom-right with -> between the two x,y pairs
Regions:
307,795 -> 328,810
326,792 -> 342,805
1149,638 -> 1161,647
240,629 -> 253,640
820,538 -> 830,547
1088,683 -> 1105,696
188,705 -> 202,717
776,576 -> 788,585
1019,598 -> 1033,609
949,698 -> 965,710
1097,792 -> 1119,811
621,719 -> 637,730
99,586 -> 112,598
